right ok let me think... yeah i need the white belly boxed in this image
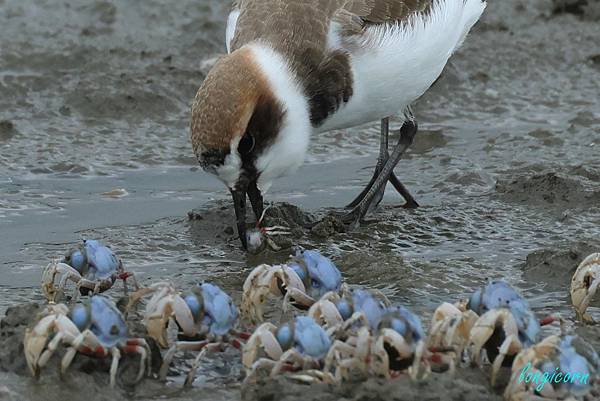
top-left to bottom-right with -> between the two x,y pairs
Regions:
317,0 -> 486,133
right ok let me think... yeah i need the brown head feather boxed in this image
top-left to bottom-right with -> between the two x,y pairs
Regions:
190,48 -> 272,166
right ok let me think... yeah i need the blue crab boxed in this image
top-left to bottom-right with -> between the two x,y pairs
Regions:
505,334 -> 600,401
466,280 -> 561,385
128,281 -> 249,386
41,239 -> 138,302
242,316 -> 335,383
241,250 -> 343,323
23,295 -> 150,387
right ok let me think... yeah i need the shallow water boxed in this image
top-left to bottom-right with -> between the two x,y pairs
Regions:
1,0 -> 600,400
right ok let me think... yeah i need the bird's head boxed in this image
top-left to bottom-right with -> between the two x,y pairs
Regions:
191,46 -> 309,249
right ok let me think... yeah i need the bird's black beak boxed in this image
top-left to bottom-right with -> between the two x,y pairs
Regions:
247,180 -> 264,222
231,188 -> 248,250
230,179 -> 264,251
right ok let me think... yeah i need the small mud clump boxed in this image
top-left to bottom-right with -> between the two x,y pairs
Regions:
552,0 -> 600,20
495,171 -> 600,211
0,120 -> 17,142
522,240 -> 600,285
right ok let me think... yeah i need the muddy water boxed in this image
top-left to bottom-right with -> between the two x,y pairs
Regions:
1,0 -> 600,400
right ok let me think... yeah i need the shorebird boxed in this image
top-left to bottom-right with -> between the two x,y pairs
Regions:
191,0 -> 487,249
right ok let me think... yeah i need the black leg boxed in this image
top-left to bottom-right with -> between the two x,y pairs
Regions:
388,173 -> 419,209
346,117 -> 419,210
346,118 -> 389,208
341,119 -> 418,227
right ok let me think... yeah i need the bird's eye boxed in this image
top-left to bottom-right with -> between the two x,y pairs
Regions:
238,134 -> 255,155
311,279 -> 320,288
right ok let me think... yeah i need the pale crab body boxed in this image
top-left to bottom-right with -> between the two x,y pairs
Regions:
467,281 -> 543,385
570,253 -> 600,323
243,316 -> 334,383
427,301 -> 478,371
129,281 -> 246,386
241,249 -> 343,324
505,335 -> 600,401
41,239 -> 138,303
23,296 -> 150,388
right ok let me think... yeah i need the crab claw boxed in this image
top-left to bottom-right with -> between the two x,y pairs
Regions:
571,253 -> 600,323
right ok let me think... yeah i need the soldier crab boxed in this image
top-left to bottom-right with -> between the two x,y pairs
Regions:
41,239 -> 138,303
504,335 -> 600,401
23,295 -> 150,387
128,281 -> 248,386
570,253 -> 600,323
242,316 -> 335,383
241,250 -> 343,324
466,280 -> 560,386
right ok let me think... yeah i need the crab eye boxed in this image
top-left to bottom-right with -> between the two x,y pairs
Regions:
184,295 -> 202,318
70,305 -> 89,331
276,325 -> 293,350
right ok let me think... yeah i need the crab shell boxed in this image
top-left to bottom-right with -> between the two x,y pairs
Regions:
469,308 -> 524,386
241,264 -> 307,324
142,282 -> 198,348
570,253 -> 600,323
23,304 -> 75,376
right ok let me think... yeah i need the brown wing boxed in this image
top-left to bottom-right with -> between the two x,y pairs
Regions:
337,0 -> 434,35
343,0 -> 432,23
229,0 -> 347,57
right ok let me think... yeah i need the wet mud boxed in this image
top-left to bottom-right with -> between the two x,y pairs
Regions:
1,0 -> 600,400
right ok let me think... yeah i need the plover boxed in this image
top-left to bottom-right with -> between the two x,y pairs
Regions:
191,0 -> 487,249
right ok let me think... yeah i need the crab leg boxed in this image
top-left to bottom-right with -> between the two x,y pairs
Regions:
159,340 -> 209,380
184,342 -> 224,387
118,271 -> 139,295
109,347 -> 121,388
61,330 -> 103,376
491,334 -> 521,387
244,358 -> 278,383
408,340 -> 430,380
577,278 -> 600,322
121,343 -> 149,382
37,332 -> 66,369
